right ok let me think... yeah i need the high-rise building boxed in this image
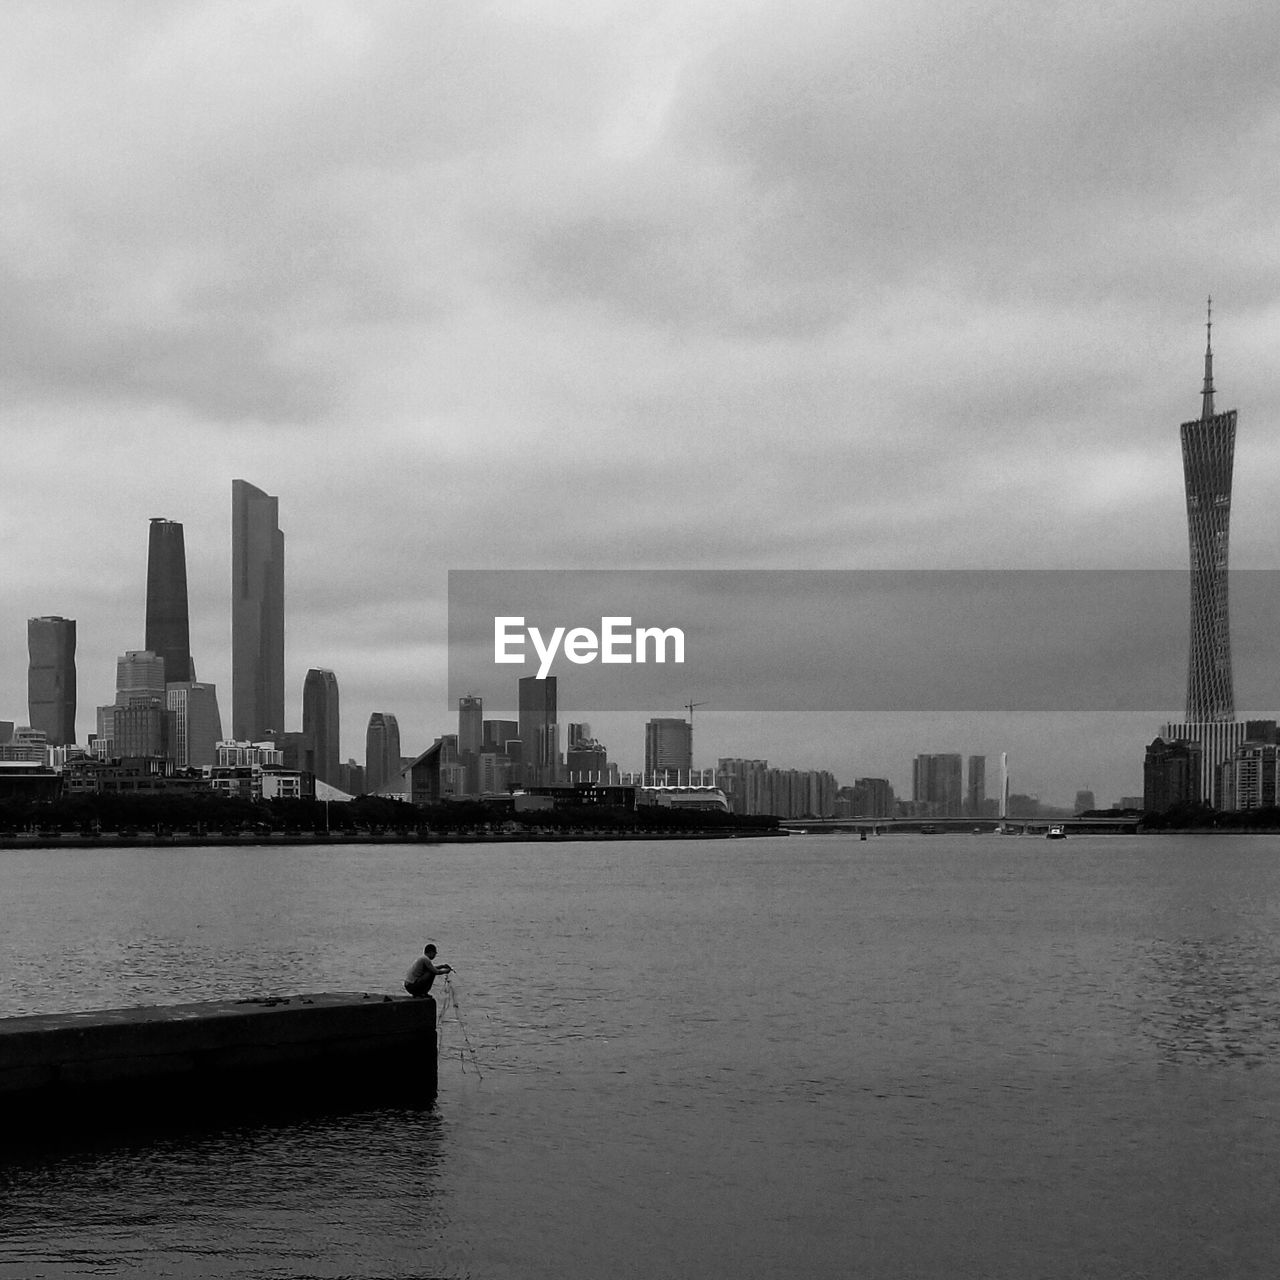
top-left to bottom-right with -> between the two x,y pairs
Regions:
277,731 -> 315,777
717,758 -> 769,815
913,753 -> 963,817
27,616 -> 76,745
366,712 -> 402,795
1144,736 -> 1203,812
3,726 -> 48,763
1182,301 -> 1236,722
852,777 -> 896,819
566,733 -> 609,782
339,759 -> 366,797
457,694 -> 483,794
302,669 -> 340,787
483,719 -> 519,752
145,518 -> 193,684
645,718 -> 692,780
1221,739 -> 1280,811
1161,719 -> 1249,810
113,699 -> 175,759
458,695 -> 483,756
518,676 -> 558,786
232,480 -> 285,741
166,682 -> 223,767
478,751 -> 513,794
966,755 -> 986,817
712,756 -> 835,818
117,650 -> 166,705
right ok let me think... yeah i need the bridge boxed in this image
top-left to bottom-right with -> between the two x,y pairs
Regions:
778,815 -> 1143,836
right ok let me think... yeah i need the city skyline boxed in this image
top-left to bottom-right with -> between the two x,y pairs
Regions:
3,5 -> 1280,802
2,480 -> 1269,806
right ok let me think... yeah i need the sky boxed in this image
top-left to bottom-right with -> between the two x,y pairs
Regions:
4,0 -> 1280,805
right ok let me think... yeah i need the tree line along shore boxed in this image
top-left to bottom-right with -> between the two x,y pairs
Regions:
0,792 -> 780,844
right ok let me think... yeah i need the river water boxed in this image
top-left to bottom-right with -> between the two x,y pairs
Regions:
2,833 -> 1279,1278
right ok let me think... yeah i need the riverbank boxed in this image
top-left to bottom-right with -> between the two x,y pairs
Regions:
0,827 -> 779,849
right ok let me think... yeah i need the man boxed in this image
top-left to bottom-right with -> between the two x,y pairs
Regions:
404,943 -> 451,997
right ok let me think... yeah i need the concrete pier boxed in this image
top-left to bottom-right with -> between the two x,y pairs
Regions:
0,992 -> 437,1136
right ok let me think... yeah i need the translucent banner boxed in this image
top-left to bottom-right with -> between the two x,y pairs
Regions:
446,569 -> 1280,712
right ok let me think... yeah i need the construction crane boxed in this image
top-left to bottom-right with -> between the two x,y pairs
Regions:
683,701 -> 707,785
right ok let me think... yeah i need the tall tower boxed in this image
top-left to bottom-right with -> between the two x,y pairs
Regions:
518,675 -> 559,786
302,668 -> 340,786
366,712 -> 402,795
27,616 -> 77,745
232,480 -> 285,740
458,694 -> 483,756
1181,299 -> 1236,722
145,518 -> 192,684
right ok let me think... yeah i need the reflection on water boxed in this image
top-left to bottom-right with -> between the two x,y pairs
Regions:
1139,934 -> 1280,1067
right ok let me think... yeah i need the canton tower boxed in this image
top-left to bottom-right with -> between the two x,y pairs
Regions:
1181,298 -> 1236,722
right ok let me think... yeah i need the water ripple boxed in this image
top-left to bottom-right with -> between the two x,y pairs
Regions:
1138,934 -> 1280,1066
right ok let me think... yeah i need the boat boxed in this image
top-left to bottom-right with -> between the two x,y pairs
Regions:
1045,824 -> 1066,840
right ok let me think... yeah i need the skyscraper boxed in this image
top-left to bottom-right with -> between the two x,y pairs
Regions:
457,694 -> 483,795
966,755 -> 986,817
27,616 -> 76,745
644,718 -> 692,780
1182,300 -> 1236,722
232,480 -> 285,741
145,517 -> 192,684
112,700 -> 175,759
518,676 -> 558,786
458,694 -> 483,756
302,668 -> 340,787
166,682 -> 224,767
483,719 -> 519,752
913,752 -> 963,817
366,712 -> 402,795
566,733 -> 609,782
1144,737 -> 1203,811
117,649 -> 166,704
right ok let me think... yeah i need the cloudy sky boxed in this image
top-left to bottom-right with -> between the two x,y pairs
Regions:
4,0 -> 1279,804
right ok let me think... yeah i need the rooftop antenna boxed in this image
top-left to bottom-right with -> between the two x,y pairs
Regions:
1201,294 -> 1215,421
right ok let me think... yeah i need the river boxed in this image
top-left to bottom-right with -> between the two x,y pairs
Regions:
2,833 -> 1279,1278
